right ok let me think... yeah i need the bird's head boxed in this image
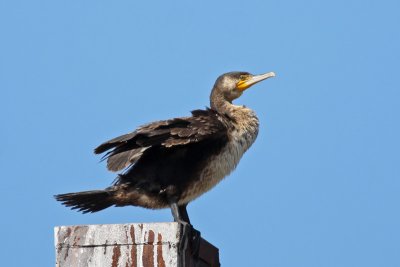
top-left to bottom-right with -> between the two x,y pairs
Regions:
211,71 -> 276,103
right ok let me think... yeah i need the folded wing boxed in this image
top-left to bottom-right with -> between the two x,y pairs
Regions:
94,109 -> 228,172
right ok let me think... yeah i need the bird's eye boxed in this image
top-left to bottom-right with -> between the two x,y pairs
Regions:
239,75 -> 249,80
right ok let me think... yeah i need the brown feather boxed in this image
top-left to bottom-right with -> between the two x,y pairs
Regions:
94,109 -> 228,171
107,147 -> 149,172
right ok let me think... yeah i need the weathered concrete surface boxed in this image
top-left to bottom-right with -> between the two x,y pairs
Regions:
55,222 -> 219,267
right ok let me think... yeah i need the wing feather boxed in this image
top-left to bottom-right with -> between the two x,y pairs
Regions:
94,108 -> 228,172
106,147 -> 149,172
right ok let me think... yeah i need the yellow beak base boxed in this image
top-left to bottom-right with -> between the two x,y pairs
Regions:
237,71 -> 276,91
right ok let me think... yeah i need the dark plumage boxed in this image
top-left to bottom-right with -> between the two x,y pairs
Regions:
55,71 -> 275,223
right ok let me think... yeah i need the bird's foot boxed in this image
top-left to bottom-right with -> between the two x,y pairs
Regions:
169,202 -> 201,258
190,227 -> 201,258
177,220 -> 201,258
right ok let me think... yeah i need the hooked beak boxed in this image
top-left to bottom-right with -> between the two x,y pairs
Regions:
237,71 -> 276,91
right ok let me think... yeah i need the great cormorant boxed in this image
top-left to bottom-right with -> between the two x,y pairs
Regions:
55,71 -> 275,224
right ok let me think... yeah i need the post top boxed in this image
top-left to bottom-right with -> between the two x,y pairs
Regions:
55,222 -> 180,247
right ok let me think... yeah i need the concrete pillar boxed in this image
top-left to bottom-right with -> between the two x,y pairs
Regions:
55,222 -> 220,267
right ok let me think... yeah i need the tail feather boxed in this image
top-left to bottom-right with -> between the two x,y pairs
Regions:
54,190 -> 114,214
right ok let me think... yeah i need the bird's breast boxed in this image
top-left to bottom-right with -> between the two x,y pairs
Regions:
179,108 -> 259,204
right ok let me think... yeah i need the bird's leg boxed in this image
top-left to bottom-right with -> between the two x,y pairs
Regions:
178,204 -> 191,224
170,202 -> 190,266
170,202 -> 201,259
170,202 -> 191,248
178,204 -> 201,258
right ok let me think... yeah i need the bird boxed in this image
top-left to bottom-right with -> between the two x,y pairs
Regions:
55,71 -> 275,225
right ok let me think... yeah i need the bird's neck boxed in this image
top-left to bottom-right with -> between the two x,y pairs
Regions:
210,94 -> 243,118
210,91 -> 259,151
210,92 -> 237,116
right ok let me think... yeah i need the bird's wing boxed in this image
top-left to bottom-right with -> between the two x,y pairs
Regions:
94,108 -> 228,172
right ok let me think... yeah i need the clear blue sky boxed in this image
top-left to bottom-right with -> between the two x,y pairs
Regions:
1,1 -> 399,266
